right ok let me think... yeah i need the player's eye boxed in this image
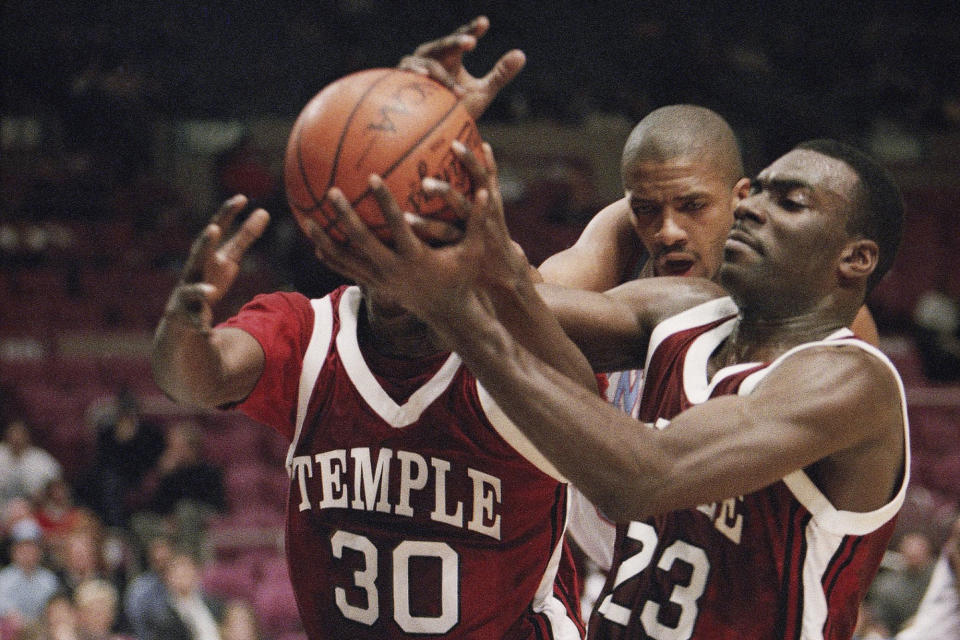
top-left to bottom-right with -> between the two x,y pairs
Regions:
780,198 -> 804,211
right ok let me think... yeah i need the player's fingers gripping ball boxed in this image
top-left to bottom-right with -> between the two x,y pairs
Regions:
284,68 -> 485,244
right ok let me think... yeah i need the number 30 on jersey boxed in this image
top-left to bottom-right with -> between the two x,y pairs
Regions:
332,530 -> 459,633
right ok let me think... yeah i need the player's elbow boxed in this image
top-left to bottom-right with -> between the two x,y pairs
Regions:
590,487 -> 657,523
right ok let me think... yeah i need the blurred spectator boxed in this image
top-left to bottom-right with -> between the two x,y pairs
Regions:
896,516 -> 960,640
912,290 -> 960,382
0,518 -> 61,635
19,591 -> 80,640
32,479 -> 96,561
219,599 -> 261,640
0,499 -> 35,566
141,550 -> 223,640
79,390 -> 165,529
0,419 -> 62,509
123,535 -> 174,640
868,531 -> 937,634
130,421 -> 226,561
53,530 -> 109,599
73,578 -> 129,640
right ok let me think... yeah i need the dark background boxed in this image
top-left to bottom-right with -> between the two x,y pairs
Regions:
4,0 -> 960,168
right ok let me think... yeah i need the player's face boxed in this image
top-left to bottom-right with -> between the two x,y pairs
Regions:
622,156 -> 744,280
719,149 -> 858,312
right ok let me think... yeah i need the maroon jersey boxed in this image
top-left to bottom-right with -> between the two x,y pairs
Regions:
221,286 -> 583,639
588,298 -> 910,640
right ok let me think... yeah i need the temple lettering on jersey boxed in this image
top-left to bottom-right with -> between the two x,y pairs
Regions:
289,447 -> 503,540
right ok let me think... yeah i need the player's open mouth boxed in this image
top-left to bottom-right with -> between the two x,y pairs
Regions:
656,256 -> 696,276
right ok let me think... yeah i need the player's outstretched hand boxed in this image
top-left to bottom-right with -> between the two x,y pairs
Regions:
398,15 -> 526,121
309,141 -> 529,331
420,141 -> 531,291
162,195 -> 270,330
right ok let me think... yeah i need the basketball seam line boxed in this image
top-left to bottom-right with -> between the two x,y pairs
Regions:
294,68 -> 395,215
348,97 -> 464,218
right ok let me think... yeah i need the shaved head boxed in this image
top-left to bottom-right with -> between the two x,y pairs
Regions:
622,105 -> 744,188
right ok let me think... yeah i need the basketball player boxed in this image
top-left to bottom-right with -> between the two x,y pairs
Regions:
311,137 -> 909,639
403,21 -> 882,576
150,194 -> 588,638
402,16 -> 881,349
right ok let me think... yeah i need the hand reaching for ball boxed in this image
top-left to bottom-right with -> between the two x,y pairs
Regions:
307,141 -> 531,332
161,195 -> 269,331
397,15 -> 526,122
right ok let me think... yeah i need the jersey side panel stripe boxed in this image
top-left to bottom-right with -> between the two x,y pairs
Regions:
779,501 -> 813,640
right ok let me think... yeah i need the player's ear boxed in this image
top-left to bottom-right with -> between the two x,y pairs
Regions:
838,238 -> 879,285
731,177 -> 751,206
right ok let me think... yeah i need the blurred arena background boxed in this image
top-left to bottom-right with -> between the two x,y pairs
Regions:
2,2 -> 959,639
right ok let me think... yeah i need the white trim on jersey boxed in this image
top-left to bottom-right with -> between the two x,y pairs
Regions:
567,486 -> 616,572
645,296 -> 738,373
477,384 -> 567,482
337,286 -> 463,427
737,332 -> 911,536
286,286 -> 569,483
682,318 -> 758,404
650,298 -> 910,538
528,484 -> 583,639
797,516 -> 847,639
286,296 -> 334,473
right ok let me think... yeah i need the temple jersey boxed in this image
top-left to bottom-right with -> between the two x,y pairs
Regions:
221,286 -> 583,639
588,297 -> 910,640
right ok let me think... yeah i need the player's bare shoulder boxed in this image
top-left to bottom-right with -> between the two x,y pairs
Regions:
750,341 -> 906,464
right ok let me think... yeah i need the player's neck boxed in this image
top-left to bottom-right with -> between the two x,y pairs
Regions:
711,312 -> 846,372
358,305 -> 446,360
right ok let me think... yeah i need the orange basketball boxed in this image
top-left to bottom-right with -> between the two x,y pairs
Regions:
284,68 -> 485,243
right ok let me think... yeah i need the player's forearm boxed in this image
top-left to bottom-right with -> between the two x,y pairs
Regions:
430,300 -> 664,521
485,278 -> 597,392
151,314 -> 251,409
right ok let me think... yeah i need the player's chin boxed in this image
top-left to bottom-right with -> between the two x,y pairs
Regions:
717,259 -> 756,291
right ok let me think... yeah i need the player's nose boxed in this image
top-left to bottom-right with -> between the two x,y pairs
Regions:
733,197 -> 766,224
655,211 -> 687,246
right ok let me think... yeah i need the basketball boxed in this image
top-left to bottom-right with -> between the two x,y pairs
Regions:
284,68 -> 485,243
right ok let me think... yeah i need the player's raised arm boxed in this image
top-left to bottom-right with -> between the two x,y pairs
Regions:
537,275 -> 721,372
537,198 -> 646,291
398,15 -> 526,122
151,195 -> 269,409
